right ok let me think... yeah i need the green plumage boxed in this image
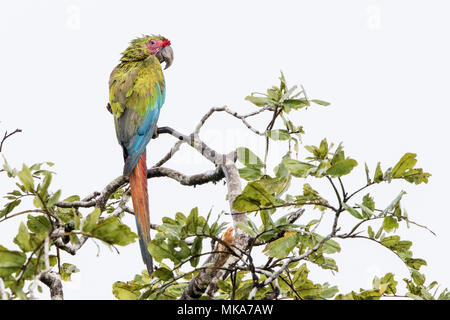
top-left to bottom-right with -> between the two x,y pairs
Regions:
109,35 -> 165,119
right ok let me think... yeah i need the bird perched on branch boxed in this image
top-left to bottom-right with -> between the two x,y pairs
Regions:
108,35 -> 174,274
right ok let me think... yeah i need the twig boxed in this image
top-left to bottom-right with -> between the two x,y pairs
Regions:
194,106 -> 267,136
0,128 -> 22,153
153,105 -> 270,167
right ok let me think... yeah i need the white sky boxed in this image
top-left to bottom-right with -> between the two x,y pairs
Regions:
0,0 -> 449,299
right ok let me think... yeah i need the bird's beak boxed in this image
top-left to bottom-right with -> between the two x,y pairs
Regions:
156,45 -> 174,70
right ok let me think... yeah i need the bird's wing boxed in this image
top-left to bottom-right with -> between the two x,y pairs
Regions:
109,55 -> 165,175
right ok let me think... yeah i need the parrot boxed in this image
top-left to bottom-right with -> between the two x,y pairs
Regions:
108,35 -> 174,274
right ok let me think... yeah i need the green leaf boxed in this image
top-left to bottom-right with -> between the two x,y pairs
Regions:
368,226 -> 375,238
374,162 -> 383,183
63,195 -> 80,202
0,246 -> 26,277
375,226 -> 383,239
186,207 -> 199,234
153,267 -> 174,281
60,263 -> 79,281
112,281 -> 139,300
326,158 -> 358,177
257,175 -> 290,195
263,231 -> 300,258
260,210 -> 275,230
13,222 -> 33,252
236,147 -> 264,169
238,167 -> 262,181
320,283 -> 339,299
190,237 -> 203,268
17,164 -> 34,192
235,281 -> 254,300
233,181 -> 277,212
217,280 -> 232,293
382,216 -> 399,233
47,190 -> 61,208
27,215 -> 50,235
411,270 -> 426,286
381,191 -> 406,216
57,207 -> 76,223
267,129 -> 290,141
381,236 -> 413,255
38,172 -> 52,198
392,153 -> 417,178
309,254 -> 338,271
33,196 -> 44,209
358,203 -> 374,218
362,194 -> 375,211
402,168 -> 431,185
311,99 -> 330,106
245,95 -> 271,107
365,163 -> 371,184
282,159 -> 315,178
0,200 -> 21,219
342,203 -> 364,219
91,217 -> 138,246
175,212 -> 187,224
82,208 -> 101,233
2,156 -> 17,177
283,99 -> 309,109
406,258 -> 427,270
322,239 -> 341,254
148,239 -> 179,264
235,222 -> 257,237
379,273 -> 397,295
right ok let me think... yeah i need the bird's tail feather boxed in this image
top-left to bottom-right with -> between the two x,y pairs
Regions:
129,151 -> 153,274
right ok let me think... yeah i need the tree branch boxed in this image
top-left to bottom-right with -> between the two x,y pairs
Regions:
152,105 -> 270,168
39,271 -> 63,300
56,165 -> 225,210
0,128 -> 22,153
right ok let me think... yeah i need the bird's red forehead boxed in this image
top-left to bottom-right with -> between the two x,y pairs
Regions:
162,39 -> 171,47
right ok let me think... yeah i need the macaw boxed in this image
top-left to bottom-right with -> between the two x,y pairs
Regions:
108,35 -> 173,274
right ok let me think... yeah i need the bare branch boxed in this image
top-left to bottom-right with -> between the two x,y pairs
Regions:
56,165 -> 225,210
152,105 -> 270,167
0,128 -> 22,153
52,229 -> 89,255
194,106 -> 268,136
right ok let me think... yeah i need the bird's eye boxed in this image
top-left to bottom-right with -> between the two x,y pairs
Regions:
150,40 -> 155,45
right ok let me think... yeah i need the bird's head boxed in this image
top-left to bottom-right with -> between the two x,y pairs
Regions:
121,35 -> 174,69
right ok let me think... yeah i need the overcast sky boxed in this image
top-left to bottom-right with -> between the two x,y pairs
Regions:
1,0 -> 449,299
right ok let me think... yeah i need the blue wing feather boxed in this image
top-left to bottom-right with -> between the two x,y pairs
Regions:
122,83 -> 165,176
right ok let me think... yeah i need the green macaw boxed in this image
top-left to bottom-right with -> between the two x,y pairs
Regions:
108,35 -> 173,274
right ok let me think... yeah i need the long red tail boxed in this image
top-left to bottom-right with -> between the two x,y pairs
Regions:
129,152 -> 153,274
